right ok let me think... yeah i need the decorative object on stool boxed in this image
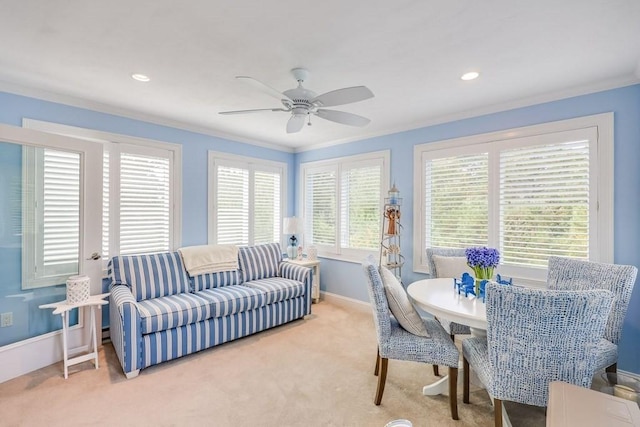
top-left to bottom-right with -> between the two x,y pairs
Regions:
283,216 -> 302,259
307,245 -> 318,261
66,275 -> 90,304
465,246 -> 500,295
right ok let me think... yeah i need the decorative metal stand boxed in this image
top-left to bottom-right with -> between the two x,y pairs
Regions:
379,185 -> 404,282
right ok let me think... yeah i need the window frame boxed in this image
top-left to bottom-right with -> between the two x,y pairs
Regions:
300,150 -> 391,262
413,113 -> 613,285
22,119 -> 183,273
207,151 -> 287,247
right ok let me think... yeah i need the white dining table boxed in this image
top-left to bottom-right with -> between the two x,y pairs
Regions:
407,278 -> 512,427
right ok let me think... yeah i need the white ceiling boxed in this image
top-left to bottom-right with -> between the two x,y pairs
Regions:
1,1 -> 639,152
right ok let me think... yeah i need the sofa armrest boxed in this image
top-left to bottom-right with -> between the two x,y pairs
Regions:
279,262 -> 313,315
109,285 -> 142,377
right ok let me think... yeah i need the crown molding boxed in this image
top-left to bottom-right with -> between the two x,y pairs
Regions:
0,79 -> 295,153
294,75 -> 640,153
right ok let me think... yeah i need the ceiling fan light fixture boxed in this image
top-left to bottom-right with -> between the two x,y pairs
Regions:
461,71 -> 480,81
131,73 -> 151,82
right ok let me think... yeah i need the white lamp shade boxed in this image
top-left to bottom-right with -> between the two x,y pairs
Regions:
283,217 -> 302,235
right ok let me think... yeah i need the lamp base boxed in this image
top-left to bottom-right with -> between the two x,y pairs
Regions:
287,245 -> 297,259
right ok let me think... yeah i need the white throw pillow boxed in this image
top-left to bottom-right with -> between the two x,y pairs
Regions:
432,255 -> 472,278
379,267 -> 429,337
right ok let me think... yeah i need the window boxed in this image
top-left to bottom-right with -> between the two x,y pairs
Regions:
22,119 -> 182,279
208,152 -> 286,246
413,114 -> 613,284
301,150 -> 390,260
103,143 -> 175,258
22,147 -> 80,289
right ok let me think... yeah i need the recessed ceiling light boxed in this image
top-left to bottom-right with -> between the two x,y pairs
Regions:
461,71 -> 480,81
131,73 -> 150,82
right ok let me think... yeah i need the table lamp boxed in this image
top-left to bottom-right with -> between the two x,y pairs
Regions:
283,217 -> 302,259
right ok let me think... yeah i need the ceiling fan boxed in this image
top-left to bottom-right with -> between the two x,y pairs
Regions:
219,68 -> 374,134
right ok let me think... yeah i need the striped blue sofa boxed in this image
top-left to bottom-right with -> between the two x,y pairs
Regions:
108,243 -> 312,378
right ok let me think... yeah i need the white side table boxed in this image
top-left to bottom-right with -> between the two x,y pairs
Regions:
285,259 -> 320,303
39,293 -> 109,379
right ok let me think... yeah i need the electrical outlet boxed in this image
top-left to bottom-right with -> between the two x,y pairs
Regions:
0,312 -> 13,327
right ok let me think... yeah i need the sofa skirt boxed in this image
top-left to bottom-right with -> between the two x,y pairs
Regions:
140,295 -> 307,369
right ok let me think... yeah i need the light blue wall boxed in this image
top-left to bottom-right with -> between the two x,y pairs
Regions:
1,85 -> 638,373
295,84 -> 640,374
0,91 -> 295,345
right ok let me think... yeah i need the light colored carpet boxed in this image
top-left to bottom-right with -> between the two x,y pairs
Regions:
0,299 -> 548,426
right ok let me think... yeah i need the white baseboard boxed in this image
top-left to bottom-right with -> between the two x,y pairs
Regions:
319,291 -> 371,314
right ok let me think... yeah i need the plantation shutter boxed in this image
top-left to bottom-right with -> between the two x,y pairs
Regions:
102,150 -> 109,260
305,168 -> 336,246
216,165 -> 249,245
41,149 -> 80,275
254,170 -> 280,244
425,153 -> 488,248
119,152 -> 171,255
500,139 -> 590,267
340,164 -> 381,250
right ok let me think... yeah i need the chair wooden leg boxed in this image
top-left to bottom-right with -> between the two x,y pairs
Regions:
494,398 -> 503,427
463,357 -> 470,404
374,357 -> 388,405
433,364 -> 440,376
606,363 -> 617,374
374,349 -> 380,376
448,366 -> 459,420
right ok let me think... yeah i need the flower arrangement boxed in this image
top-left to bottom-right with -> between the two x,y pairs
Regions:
465,247 -> 500,293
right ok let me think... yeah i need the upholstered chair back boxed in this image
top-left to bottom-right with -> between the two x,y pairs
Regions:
485,282 -> 614,407
547,256 -> 638,345
425,247 -> 467,278
362,256 -> 392,349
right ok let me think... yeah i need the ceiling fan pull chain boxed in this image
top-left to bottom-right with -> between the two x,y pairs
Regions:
308,114 -> 312,126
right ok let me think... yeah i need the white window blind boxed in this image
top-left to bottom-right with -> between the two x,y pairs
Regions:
119,152 -> 171,255
425,153 -> 488,248
340,164 -> 381,250
254,170 -> 281,244
102,150 -> 109,260
42,149 -> 80,273
500,140 -> 589,267
216,165 -> 249,245
208,152 -> 286,247
305,169 -> 336,247
22,147 -> 80,289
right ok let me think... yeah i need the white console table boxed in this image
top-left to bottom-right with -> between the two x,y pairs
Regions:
285,258 -> 320,303
39,293 -> 109,379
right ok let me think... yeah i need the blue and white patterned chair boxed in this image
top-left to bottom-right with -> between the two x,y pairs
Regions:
547,256 -> 638,374
462,282 -> 614,427
362,257 -> 461,420
425,248 -> 472,341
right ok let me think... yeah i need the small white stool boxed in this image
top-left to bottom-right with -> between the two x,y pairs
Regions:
39,293 -> 109,379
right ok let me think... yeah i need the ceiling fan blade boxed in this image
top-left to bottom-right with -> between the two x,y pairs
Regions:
312,86 -> 374,107
236,76 -> 292,101
219,108 -> 289,115
287,114 -> 306,134
315,109 -> 371,127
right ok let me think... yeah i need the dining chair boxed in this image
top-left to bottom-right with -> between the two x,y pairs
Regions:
462,282 -> 614,427
362,256 -> 461,420
425,248 -> 472,340
547,256 -> 637,374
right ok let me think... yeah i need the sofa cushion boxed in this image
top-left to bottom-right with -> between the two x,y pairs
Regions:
238,243 -> 282,282
109,252 -> 191,302
243,277 -> 306,305
197,285 -> 266,318
191,269 -> 241,292
137,292 -> 212,334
